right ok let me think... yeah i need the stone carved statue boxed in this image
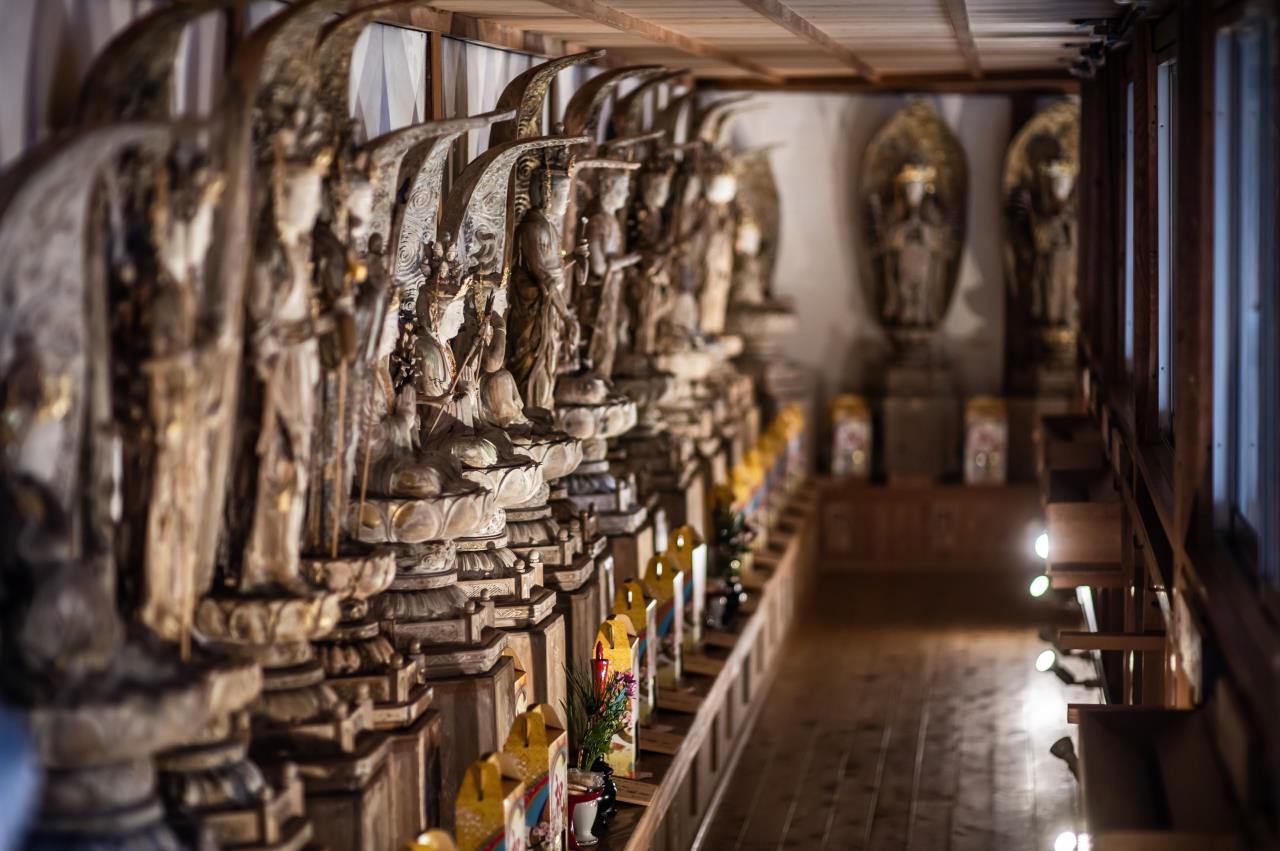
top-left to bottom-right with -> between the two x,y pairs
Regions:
1004,101 -> 1080,340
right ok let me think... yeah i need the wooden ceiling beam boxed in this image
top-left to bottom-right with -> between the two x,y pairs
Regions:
939,0 -> 983,79
698,69 -> 1078,95
732,0 -> 879,82
528,0 -> 785,82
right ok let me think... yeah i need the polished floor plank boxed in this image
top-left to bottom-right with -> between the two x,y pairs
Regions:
698,572 -> 1097,851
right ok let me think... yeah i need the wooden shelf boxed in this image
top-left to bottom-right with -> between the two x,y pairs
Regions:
1078,706 -> 1241,848
593,490 -> 817,851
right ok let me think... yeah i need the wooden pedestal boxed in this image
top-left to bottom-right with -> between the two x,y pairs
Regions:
554,558 -> 609,674
385,709 -> 444,844
430,655 -> 517,831
296,734 -> 395,851
1078,707 -> 1240,848
1044,468 -> 1122,567
501,612 -> 567,728
656,464 -> 708,541
610,514 -> 656,584
883,395 -> 960,482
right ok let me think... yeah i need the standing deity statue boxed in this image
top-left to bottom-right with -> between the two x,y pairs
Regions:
361,240 -> 480,503
234,97 -> 334,595
626,158 -> 676,357
1005,106 -> 1079,329
696,159 -> 739,337
876,163 -> 954,327
580,165 -> 641,378
861,100 -> 967,351
731,213 -> 766,305
1003,100 -> 1080,379
508,162 -> 584,412
1026,159 -> 1078,326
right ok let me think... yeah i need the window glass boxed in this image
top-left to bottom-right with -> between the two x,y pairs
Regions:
1157,60 -> 1177,436
1124,81 -> 1136,372
1213,20 -> 1278,582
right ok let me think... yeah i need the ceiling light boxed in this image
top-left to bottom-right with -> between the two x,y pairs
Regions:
1034,531 -> 1050,560
1050,736 -> 1079,780
1029,574 -> 1051,598
1055,831 -> 1078,851
1036,650 -> 1102,687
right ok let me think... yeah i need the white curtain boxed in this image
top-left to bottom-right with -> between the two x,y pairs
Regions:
350,23 -> 427,140
441,37 -> 538,158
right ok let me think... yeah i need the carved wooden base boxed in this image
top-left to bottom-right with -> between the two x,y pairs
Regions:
501,611 -> 567,719
554,558 -> 610,673
609,512 -> 656,585
883,395 -> 960,481
384,708 -> 444,846
655,462 -> 707,540
29,760 -> 184,851
430,654 -> 517,831
158,733 -> 313,851
289,733 -> 394,851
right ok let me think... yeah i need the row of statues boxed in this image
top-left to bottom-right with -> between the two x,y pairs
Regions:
860,98 -> 1079,383
0,3 -> 797,850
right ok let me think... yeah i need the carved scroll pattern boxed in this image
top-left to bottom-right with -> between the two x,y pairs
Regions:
489,50 -> 604,223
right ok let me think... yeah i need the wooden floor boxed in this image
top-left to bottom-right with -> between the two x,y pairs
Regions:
697,572 -> 1098,851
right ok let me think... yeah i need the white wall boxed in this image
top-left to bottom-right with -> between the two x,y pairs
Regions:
724,93 -> 1013,402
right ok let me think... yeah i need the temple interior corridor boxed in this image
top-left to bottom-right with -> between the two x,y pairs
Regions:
2,1 -> 1277,849
701,574 -> 1097,851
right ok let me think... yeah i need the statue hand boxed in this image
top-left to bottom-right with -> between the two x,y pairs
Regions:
395,385 -> 417,416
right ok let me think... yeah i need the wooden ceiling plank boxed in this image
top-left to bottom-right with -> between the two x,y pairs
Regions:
939,0 -> 983,78
366,5 -> 576,56
732,0 -> 879,80
529,0 -> 785,81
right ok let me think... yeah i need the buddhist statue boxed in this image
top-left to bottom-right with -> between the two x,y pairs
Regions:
1004,100 -> 1080,391
862,99 -> 967,361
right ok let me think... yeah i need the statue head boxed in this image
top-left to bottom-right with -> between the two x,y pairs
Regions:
274,152 -> 330,243
262,87 -> 332,242
704,170 -> 737,206
439,293 -> 467,341
531,169 -> 573,219
417,236 -> 470,343
154,144 -> 224,285
639,166 -> 673,211
1040,159 -> 1077,204
894,162 -> 936,210
599,169 -> 632,213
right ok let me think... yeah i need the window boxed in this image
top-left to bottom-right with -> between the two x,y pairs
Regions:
1124,81 -> 1136,372
1157,60 -> 1178,436
1213,19 -> 1278,582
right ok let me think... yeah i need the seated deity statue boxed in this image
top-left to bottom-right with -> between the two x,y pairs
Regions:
360,286 -> 479,503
